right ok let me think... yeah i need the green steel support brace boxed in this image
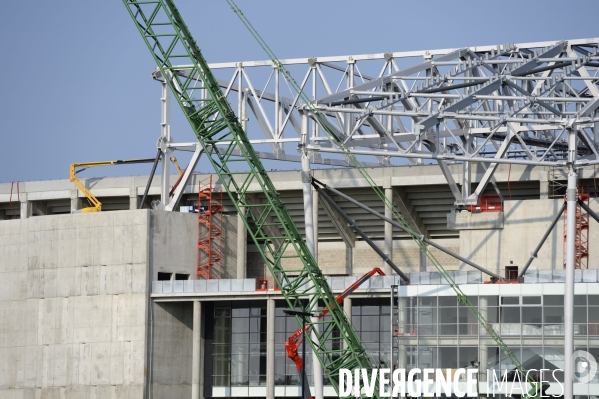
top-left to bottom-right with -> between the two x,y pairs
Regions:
121,1 -> 378,397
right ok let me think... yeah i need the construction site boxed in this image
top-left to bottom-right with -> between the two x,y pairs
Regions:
1,2 -> 599,399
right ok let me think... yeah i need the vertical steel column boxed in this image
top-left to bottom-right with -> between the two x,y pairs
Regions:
390,285 -> 396,372
236,203 -> 247,279
192,301 -> 202,399
564,127 -> 578,399
462,137 -> 472,200
236,68 -> 246,276
594,110 -> 599,149
301,112 -> 324,399
266,298 -> 275,399
384,180 -> 393,275
275,66 -> 280,139
346,59 -> 354,137
160,81 -> 171,207
311,65 -> 318,139
398,290 -> 408,399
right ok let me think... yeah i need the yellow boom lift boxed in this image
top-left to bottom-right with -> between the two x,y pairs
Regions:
70,157 -> 183,213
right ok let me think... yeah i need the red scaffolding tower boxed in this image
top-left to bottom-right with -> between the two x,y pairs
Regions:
197,176 -> 223,279
563,190 -> 589,269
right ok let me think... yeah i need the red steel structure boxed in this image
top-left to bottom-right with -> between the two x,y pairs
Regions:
197,176 -> 224,279
563,190 -> 589,269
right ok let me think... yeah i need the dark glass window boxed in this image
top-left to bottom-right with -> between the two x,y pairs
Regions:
213,302 -> 266,387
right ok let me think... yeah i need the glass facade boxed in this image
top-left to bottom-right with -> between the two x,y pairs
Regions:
351,298 -> 391,369
274,303 -> 315,386
396,293 -> 599,383
212,301 -> 267,387
206,288 -> 599,394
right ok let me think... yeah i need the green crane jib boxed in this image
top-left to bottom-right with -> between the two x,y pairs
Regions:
121,0 -> 377,397
225,1 -> 548,397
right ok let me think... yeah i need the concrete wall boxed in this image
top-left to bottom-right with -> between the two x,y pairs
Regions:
151,301 -> 193,399
246,238 -> 460,277
458,198 -> 599,275
0,210 -> 200,398
0,211 -> 149,398
149,211 -> 198,281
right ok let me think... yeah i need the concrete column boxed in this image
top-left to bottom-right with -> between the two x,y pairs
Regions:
343,297 -> 352,350
539,170 -> 549,200
129,185 -> 138,210
419,245 -> 428,272
70,189 -> 81,213
398,297 -> 408,371
384,181 -> 393,276
19,194 -> 30,219
236,206 -> 247,279
479,296 -> 488,398
266,298 -> 275,399
192,301 -> 203,399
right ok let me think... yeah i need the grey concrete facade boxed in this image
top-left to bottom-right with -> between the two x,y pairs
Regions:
0,210 -> 197,398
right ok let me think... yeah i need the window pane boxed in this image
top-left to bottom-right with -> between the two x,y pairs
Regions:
360,315 -> 380,331
522,307 -> 543,324
438,296 -> 457,306
484,307 -> 499,323
574,307 -> 587,323
545,295 -> 564,306
544,307 -> 564,324
459,347 -> 478,368
419,297 -> 437,307
362,305 -> 379,315
501,307 -> 520,323
439,324 -> 457,335
232,308 -> 250,317
501,296 -> 519,305
418,308 -> 437,324
232,318 -> 250,333
575,295 -> 587,306
439,307 -> 457,324
419,347 -> 437,369
438,347 -> 458,369
459,307 -> 478,323
522,296 -> 541,305
480,296 -> 499,306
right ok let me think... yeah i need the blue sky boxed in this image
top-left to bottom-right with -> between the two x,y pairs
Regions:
1,0 -> 597,182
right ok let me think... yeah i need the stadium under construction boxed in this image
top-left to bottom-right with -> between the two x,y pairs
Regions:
1,2 -> 599,399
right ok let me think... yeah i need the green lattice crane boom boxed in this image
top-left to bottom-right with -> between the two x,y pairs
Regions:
225,1 -> 548,397
121,1 -> 378,397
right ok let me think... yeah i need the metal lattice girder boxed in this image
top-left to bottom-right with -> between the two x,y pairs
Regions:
168,38 -> 599,205
121,1 -> 379,397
